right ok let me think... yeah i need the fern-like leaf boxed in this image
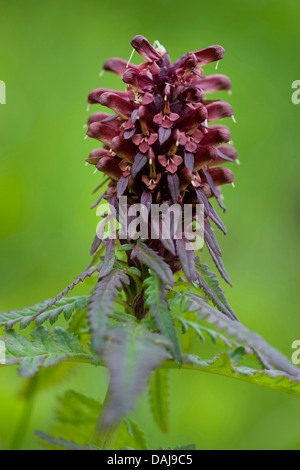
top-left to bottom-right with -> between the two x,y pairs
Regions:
0,295 -> 90,330
3,326 -> 94,376
131,241 -> 174,286
185,292 -> 300,377
36,431 -> 100,450
101,325 -> 170,428
149,369 -> 169,433
87,269 -> 129,353
195,259 -> 237,320
144,272 -> 181,362
179,353 -> 300,397
98,239 -> 115,278
50,390 -> 148,450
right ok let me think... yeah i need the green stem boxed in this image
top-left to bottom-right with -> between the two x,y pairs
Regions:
90,385 -> 122,450
10,374 -> 39,450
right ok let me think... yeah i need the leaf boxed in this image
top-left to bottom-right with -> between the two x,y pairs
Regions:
3,326 -> 95,377
0,295 -> 90,330
51,390 -> 147,449
167,173 -> 180,203
180,353 -> 300,398
131,241 -> 174,286
116,176 -> 129,197
88,269 -> 129,353
151,216 -> 176,256
167,443 -> 196,450
158,126 -> 171,145
185,292 -> 300,377
208,201 -> 226,234
195,259 -> 237,320
204,221 -> 222,257
144,272 -> 181,362
98,240 -> 115,278
175,239 -> 197,283
101,326 -> 170,428
115,419 -> 148,450
118,243 -> 134,251
177,317 -> 235,349
36,431 -> 100,450
149,369 -> 169,433
206,243 -> 232,286
184,152 -> 194,171
131,153 -> 147,178
195,187 -> 209,217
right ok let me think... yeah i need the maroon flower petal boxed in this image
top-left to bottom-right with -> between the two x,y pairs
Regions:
172,155 -> 183,166
99,92 -> 136,119
88,88 -> 129,104
87,122 -> 119,145
131,35 -> 161,62
193,45 -> 225,65
158,154 -> 168,167
86,148 -> 111,165
216,145 -> 237,161
201,125 -> 231,146
153,112 -> 163,125
177,104 -> 207,134
194,146 -> 216,170
147,133 -> 158,145
167,162 -> 178,174
102,57 -> 139,76
138,141 -> 150,153
131,134 -> 144,146
123,68 -> 155,93
178,167 -> 192,190
111,136 -> 137,163
185,140 -> 198,152
208,167 -> 234,186
206,101 -> 234,122
161,118 -> 174,129
142,92 -> 154,105
87,112 -> 111,125
197,74 -> 231,93
169,112 -> 180,122
96,157 -> 122,181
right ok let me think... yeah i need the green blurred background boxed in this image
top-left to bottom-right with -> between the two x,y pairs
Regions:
0,0 -> 300,450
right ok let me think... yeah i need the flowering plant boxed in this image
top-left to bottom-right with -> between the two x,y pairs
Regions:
1,36 -> 299,451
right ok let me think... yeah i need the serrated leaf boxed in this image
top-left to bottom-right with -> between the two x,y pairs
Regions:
175,239 -> 197,283
206,243 -> 232,286
0,290 -> 93,331
149,369 -> 169,433
52,389 -> 148,450
176,317 -> 242,350
132,241 -> 174,286
185,292 -> 300,377
118,244 -> 134,251
167,443 -> 196,450
99,240 -> 116,278
115,419 -> 148,450
144,272 -> 181,362
88,269 -> 129,353
3,326 -> 94,377
195,260 -> 237,320
101,326 -> 169,428
180,353 -> 300,397
36,431 -> 100,450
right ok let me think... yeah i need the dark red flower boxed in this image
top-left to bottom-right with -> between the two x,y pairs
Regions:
86,35 -> 238,286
